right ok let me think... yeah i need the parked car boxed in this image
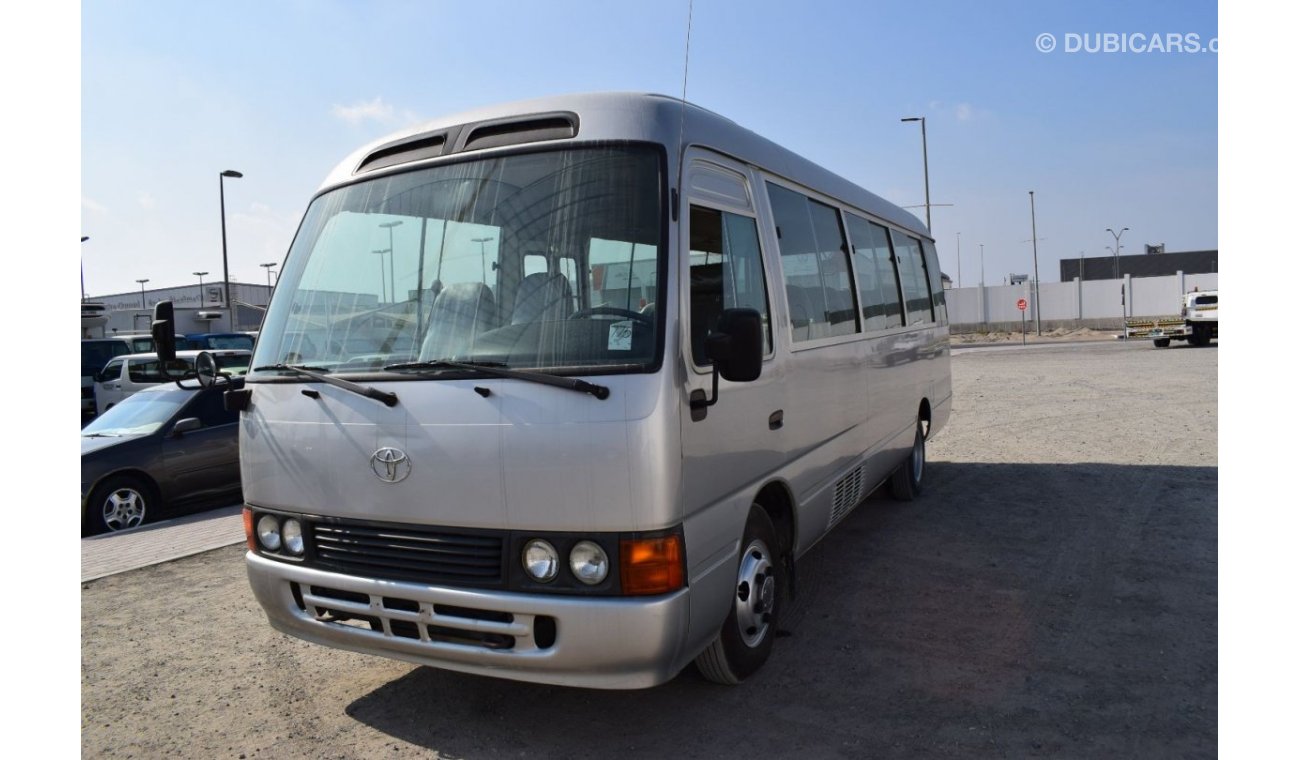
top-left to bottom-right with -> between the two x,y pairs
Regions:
81,337 -> 150,420
81,334 -> 189,421
94,349 -> 251,415
81,377 -> 243,535
183,332 -> 257,351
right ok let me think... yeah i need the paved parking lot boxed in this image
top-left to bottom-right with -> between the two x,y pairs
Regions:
81,339 -> 1217,758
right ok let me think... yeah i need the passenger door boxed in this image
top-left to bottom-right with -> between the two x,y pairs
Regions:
679,154 -> 787,527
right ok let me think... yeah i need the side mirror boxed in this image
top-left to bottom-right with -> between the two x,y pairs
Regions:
170,417 -> 202,437
707,308 -> 763,383
195,351 -> 219,388
691,308 -> 763,417
152,301 -> 177,363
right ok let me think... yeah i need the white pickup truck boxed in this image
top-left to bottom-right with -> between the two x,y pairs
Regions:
1125,289 -> 1218,347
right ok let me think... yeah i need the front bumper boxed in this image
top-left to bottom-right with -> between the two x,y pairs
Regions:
246,552 -> 691,689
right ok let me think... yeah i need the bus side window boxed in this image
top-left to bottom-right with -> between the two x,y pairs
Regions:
766,183 -> 858,340
844,213 -> 905,331
688,205 -> 771,366
891,232 -> 933,325
921,239 -> 947,325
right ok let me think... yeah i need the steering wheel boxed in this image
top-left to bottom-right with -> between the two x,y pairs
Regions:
569,306 -> 653,325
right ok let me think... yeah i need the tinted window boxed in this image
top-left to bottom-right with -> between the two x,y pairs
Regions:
689,205 -> 771,366
921,239 -> 947,324
181,388 -> 238,428
767,183 -> 858,341
844,213 -> 905,331
100,359 -> 124,382
82,341 -> 132,376
892,232 -> 933,325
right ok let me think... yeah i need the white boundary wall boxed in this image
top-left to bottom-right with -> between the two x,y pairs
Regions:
946,272 -> 1218,331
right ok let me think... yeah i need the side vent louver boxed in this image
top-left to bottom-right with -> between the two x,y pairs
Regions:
829,466 -> 865,528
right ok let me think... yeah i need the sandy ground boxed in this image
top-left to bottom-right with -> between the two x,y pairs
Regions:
81,339 -> 1217,758
950,326 -> 1119,344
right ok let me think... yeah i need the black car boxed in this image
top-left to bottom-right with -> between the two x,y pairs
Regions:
81,377 -> 242,535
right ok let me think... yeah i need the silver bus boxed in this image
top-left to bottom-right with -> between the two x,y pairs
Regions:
229,92 -> 950,688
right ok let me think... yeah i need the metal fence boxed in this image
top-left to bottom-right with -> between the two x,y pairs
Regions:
946,271 -> 1218,332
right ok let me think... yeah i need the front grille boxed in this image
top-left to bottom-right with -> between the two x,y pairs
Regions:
310,519 -> 505,586
296,583 -> 550,651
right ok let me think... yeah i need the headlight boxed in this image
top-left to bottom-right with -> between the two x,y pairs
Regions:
569,541 -> 609,585
256,514 -> 282,551
522,539 -> 559,582
282,519 -> 304,555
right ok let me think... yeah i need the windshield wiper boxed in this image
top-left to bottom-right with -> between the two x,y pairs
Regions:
83,432 -> 123,438
253,364 -> 398,407
383,359 -> 610,401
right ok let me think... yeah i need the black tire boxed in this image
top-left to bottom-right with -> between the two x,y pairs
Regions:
86,475 -> 153,535
1153,338 -> 1171,348
890,420 -> 926,501
695,506 -> 784,685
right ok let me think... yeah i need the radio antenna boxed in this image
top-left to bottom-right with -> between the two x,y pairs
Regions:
675,0 -> 694,217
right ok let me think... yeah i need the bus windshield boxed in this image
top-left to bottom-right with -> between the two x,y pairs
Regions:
252,145 -> 663,377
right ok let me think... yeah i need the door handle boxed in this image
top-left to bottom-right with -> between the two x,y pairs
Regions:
768,410 -> 784,430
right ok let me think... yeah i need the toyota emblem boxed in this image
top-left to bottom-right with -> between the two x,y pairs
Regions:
370,447 -> 411,483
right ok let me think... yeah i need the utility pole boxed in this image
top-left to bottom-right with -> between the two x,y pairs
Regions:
1028,191 -> 1041,335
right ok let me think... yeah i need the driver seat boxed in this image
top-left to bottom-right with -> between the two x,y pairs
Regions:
511,272 -> 573,324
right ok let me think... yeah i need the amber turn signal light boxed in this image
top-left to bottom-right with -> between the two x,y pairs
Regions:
243,507 -> 256,551
619,534 -> 685,596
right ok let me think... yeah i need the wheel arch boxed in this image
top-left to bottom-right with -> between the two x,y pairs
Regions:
84,468 -> 162,510
752,479 -> 797,594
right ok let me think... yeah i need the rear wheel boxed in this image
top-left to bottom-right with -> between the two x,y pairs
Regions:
86,475 -> 153,534
1153,338 -> 1171,348
695,506 -> 784,684
890,420 -> 926,501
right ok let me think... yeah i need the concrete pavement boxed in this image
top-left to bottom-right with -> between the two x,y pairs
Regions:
81,504 -> 245,583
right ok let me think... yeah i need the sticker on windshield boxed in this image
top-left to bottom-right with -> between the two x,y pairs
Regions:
608,320 -> 633,351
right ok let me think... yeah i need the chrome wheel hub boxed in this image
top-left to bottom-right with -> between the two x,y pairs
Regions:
735,538 -> 775,648
103,489 -> 145,531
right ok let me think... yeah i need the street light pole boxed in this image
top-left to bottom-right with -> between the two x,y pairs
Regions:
220,169 -> 243,329
979,243 -> 985,287
371,249 -> 390,302
136,278 -> 150,310
956,232 -> 961,288
472,237 -> 494,284
81,236 -> 90,303
1106,226 -> 1128,280
260,262 -> 278,289
900,117 -> 931,231
193,271 -> 209,307
380,220 -> 403,302
1029,191 -> 1041,336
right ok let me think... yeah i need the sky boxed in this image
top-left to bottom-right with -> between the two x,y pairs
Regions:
78,0 -> 1217,297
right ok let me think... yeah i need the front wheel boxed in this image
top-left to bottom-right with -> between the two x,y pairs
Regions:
1153,338 -> 1171,348
890,420 -> 926,501
695,506 -> 784,684
86,475 -> 153,534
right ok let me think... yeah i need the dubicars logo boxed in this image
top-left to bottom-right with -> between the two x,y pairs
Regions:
370,447 -> 412,483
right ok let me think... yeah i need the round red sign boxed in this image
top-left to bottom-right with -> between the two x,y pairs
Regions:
1017,298 -> 1028,311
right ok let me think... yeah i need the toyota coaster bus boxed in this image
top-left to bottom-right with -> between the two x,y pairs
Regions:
161,93 -> 951,688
